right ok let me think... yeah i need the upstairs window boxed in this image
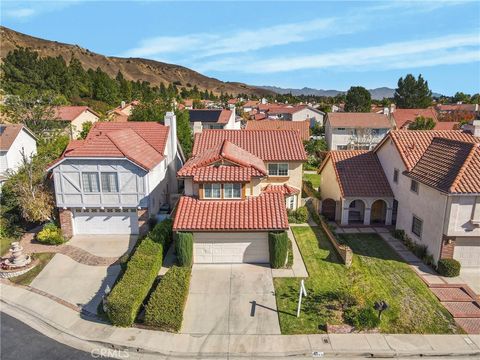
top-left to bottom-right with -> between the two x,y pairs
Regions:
393,169 -> 399,183
101,172 -> 119,193
224,183 -> 242,199
410,180 -> 419,193
268,163 -> 289,176
82,172 -> 99,193
204,183 -> 221,199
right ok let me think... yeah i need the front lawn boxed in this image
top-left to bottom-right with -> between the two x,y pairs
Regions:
273,227 -> 459,334
9,253 -> 55,286
1,236 -> 16,256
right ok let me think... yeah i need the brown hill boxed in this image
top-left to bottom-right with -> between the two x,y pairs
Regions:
0,26 -> 273,97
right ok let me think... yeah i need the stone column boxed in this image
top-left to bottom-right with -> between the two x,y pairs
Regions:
341,202 -> 349,226
385,207 -> 393,226
363,207 -> 371,225
59,208 -> 73,238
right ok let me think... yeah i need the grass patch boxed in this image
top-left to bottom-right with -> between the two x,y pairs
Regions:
303,173 -> 321,189
274,227 -> 459,334
0,236 -> 16,256
9,253 -> 55,286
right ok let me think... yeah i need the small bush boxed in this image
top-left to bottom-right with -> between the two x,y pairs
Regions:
176,232 -> 193,267
106,237 -> 163,326
37,223 -> 64,245
437,258 -> 461,277
269,231 -> 288,268
150,219 -> 173,251
144,266 -> 191,331
287,206 -> 309,223
303,180 -> 321,199
392,229 -> 405,240
344,306 -> 380,330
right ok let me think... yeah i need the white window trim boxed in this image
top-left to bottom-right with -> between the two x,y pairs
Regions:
268,163 -> 289,177
223,183 -> 242,199
101,172 -> 119,193
81,172 -> 100,193
204,183 -> 221,199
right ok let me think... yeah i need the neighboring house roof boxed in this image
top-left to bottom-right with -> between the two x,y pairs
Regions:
193,130 -> 307,161
253,113 -> 267,120
391,108 -> 438,129
243,100 -> 258,108
178,140 -> 267,182
227,99 -> 238,105
263,184 -> 300,196
48,122 -> 169,171
245,120 -> 310,142
377,130 -> 480,171
434,121 -> 460,130
319,150 -> 393,198
173,193 -> 289,231
0,124 -> 36,151
326,112 -> 392,129
406,137 -> 480,194
53,106 -> 99,121
188,109 -> 231,124
436,104 -> 479,112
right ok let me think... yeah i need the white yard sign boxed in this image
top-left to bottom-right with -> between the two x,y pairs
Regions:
297,279 -> 307,317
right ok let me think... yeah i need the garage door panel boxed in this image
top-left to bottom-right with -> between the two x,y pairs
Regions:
193,232 -> 269,264
453,237 -> 480,268
73,210 -> 139,235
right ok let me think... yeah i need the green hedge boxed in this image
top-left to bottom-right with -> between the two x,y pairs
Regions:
176,232 -> 193,267
287,206 -> 308,223
437,258 -> 461,277
106,237 -> 163,326
150,219 -> 173,251
269,231 -> 289,268
37,223 -> 65,245
144,266 -> 191,332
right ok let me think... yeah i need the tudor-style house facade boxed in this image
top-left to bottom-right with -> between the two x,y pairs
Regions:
48,113 -> 182,237
324,112 -> 393,150
173,129 -> 307,264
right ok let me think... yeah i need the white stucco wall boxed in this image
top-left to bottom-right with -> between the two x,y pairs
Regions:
71,111 -> 99,139
0,128 -> 37,176
292,108 -> 324,126
444,196 -> 480,237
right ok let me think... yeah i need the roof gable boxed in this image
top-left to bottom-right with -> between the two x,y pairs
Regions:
0,124 -> 36,151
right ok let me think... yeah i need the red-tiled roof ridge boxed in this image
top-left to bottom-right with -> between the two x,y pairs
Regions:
220,140 -> 267,174
450,141 -> 480,193
263,184 -> 300,195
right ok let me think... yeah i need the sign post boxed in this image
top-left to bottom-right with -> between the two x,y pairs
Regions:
297,279 -> 307,317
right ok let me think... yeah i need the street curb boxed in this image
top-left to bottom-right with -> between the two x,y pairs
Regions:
2,296 -> 480,359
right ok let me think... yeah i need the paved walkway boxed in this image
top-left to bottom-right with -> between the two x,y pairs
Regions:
2,281 -> 480,359
271,227 -> 308,278
378,232 -> 480,335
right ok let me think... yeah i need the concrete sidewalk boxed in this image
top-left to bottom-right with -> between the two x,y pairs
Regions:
1,281 -> 479,359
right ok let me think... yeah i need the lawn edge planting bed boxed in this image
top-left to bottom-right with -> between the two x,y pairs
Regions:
106,220 -> 172,327
273,226 -> 459,335
144,265 -> 192,332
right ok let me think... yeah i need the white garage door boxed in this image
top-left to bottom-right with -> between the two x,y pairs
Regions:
453,237 -> 480,268
193,232 -> 269,264
73,209 -> 139,235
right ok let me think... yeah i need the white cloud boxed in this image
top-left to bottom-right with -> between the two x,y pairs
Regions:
122,16 -> 363,58
2,1 -> 81,21
4,8 -> 35,19
194,33 -> 480,73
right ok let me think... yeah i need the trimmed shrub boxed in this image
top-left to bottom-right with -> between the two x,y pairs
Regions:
37,223 -> 65,245
106,237 -> 163,326
437,258 -> 461,277
150,219 -> 173,250
303,180 -> 321,199
392,229 -> 405,240
344,306 -> 380,330
176,232 -> 193,267
144,266 -> 191,331
287,206 -> 309,224
269,231 -> 289,268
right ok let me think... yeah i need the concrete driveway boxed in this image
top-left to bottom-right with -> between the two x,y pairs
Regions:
68,235 -> 137,257
181,264 -> 281,335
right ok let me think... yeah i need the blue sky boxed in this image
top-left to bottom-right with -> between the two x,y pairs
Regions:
1,1 -> 479,95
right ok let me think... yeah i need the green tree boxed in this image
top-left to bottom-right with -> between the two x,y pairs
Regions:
394,74 -> 432,108
452,92 -> 471,103
408,116 -> 436,130
79,121 -> 93,139
175,109 -> 193,158
345,86 -> 371,112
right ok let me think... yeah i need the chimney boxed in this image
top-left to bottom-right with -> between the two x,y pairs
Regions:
193,121 -> 203,134
121,100 -> 126,109
464,119 -> 480,137
389,103 -> 396,114
164,112 -> 177,162
383,107 -> 389,115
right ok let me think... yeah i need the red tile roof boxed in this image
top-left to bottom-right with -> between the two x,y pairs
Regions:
245,120 -> 310,142
243,100 -> 259,108
407,138 -> 480,194
193,130 -> 307,161
434,121 -> 460,130
320,150 -> 393,198
49,122 -> 169,170
173,193 -> 289,231
391,108 -> 438,129
266,105 -> 309,115
0,124 -> 36,151
437,104 -> 479,112
263,184 -> 300,196
327,112 -> 392,129
53,106 -> 99,121
379,130 -> 479,171
178,140 -> 267,182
